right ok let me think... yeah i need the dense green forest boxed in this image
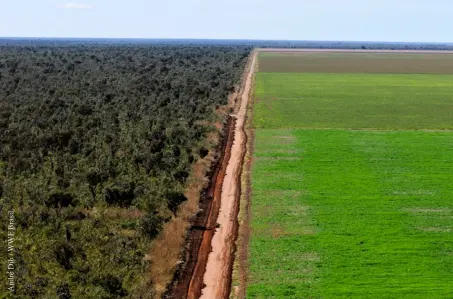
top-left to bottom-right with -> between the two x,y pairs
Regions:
0,43 -> 250,298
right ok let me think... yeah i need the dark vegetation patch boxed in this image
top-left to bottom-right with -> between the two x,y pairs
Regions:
0,43 -> 250,298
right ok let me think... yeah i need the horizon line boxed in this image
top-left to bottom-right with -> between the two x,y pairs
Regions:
1,36 -> 453,45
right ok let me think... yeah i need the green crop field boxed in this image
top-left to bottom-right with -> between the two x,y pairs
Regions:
248,52 -> 453,298
254,73 -> 453,130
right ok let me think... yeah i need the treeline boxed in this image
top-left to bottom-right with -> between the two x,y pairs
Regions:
2,38 -> 453,51
0,44 -> 250,298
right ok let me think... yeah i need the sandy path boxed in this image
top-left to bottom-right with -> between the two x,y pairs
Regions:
199,51 -> 257,299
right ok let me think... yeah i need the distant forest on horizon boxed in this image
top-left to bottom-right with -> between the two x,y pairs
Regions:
1,38 -> 453,50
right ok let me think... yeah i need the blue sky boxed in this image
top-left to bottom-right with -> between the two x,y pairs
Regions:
1,0 -> 452,42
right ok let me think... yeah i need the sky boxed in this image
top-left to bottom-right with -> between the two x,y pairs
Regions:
1,0 -> 453,42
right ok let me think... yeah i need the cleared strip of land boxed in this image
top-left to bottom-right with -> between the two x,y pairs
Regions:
200,51 -> 257,299
259,51 -> 453,73
259,48 -> 453,54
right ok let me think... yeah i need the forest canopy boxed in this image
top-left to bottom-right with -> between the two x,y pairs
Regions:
0,43 -> 251,298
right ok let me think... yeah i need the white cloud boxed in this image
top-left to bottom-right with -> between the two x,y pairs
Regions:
63,3 -> 93,9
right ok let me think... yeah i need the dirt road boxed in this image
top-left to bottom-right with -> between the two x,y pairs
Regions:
199,51 -> 257,299
166,50 -> 257,299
